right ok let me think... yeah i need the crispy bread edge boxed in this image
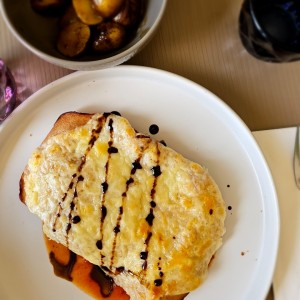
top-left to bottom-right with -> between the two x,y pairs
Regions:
19,111 -> 94,204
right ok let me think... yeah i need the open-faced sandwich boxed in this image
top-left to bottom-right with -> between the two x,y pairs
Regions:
19,111 -> 226,299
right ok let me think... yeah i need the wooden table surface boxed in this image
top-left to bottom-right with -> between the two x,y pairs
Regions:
2,0 -> 300,131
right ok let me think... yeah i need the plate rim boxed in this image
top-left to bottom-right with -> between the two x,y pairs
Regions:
0,65 -> 280,300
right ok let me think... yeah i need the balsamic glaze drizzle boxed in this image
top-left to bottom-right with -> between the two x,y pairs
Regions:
145,209 -> 155,226
96,240 -> 103,250
140,251 -> 148,260
141,143 -> 162,279
149,124 -> 159,135
131,159 -> 142,175
49,250 -> 77,281
109,155 -> 140,269
154,279 -> 163,286
52,114 -> 107,244
72,215 -> 81,224
51,112 -> 166,287
142,229 -> 152,271
100,117 -> 117,265
101,182 -> 108,193
90,265 -> 114,297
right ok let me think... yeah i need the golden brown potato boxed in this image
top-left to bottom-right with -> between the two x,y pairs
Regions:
72,0 -> 103,25
56,21 -> 91,57
113,0 -> 144,27
31,0 -> 144,59
92,21 -> 126,53
93,0 -> 125,18
31,0 -> 69,15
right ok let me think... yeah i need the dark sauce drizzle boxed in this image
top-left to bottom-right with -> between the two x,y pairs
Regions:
109,156 -> 146,269
51,112 -> 166,289
149,124 -> 159,135
136,134 -> 151,139
49,245 -> 114,298
108,133 -> 152,271
90,265 -> 114,297
141,143 -> 164,286
99,117 -> 117,265
109,171 -> 133,268
52,114 -> 107,246
49,250 -> 77,281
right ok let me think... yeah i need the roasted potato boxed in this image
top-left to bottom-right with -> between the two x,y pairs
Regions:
113,0 -> 144,27
92,21 -> 126,53
31,0 -> 145,58
30,0 -> 69,15
72,0 -> 103,25
93,0 -> 125,18
56,21 -> 91,57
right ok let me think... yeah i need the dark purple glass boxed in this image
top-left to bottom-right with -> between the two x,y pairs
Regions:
239,0 -> 300,62
0,59 -> 17,123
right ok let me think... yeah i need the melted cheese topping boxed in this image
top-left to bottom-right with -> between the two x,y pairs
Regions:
22,113 -> 226,300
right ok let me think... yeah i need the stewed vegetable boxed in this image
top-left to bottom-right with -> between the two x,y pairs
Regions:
57,21 -> 91,57
114,0 -> 144,27
30,0 -> 145,58
93,0 -> 125,18
72,0 -> 103,25
92,21 -> 126,53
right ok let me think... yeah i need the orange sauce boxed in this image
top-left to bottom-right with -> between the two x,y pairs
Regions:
44,235 -> 188,300
44,235 -> 129,299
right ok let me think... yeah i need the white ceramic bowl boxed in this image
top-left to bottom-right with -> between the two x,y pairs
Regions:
0,0 -> 167,70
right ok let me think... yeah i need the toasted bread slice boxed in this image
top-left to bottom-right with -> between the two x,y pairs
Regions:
20,112 -> 226,300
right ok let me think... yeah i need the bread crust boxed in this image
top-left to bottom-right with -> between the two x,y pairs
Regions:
43,112 -> 93,143
19,112 -> 92,204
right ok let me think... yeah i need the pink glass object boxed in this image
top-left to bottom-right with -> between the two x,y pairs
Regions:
0,59 -> 17,123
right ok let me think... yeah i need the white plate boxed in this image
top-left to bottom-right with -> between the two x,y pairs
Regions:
0,66 -> 279,300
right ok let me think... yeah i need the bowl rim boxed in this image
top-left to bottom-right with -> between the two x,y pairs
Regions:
0,0 -> 168,70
